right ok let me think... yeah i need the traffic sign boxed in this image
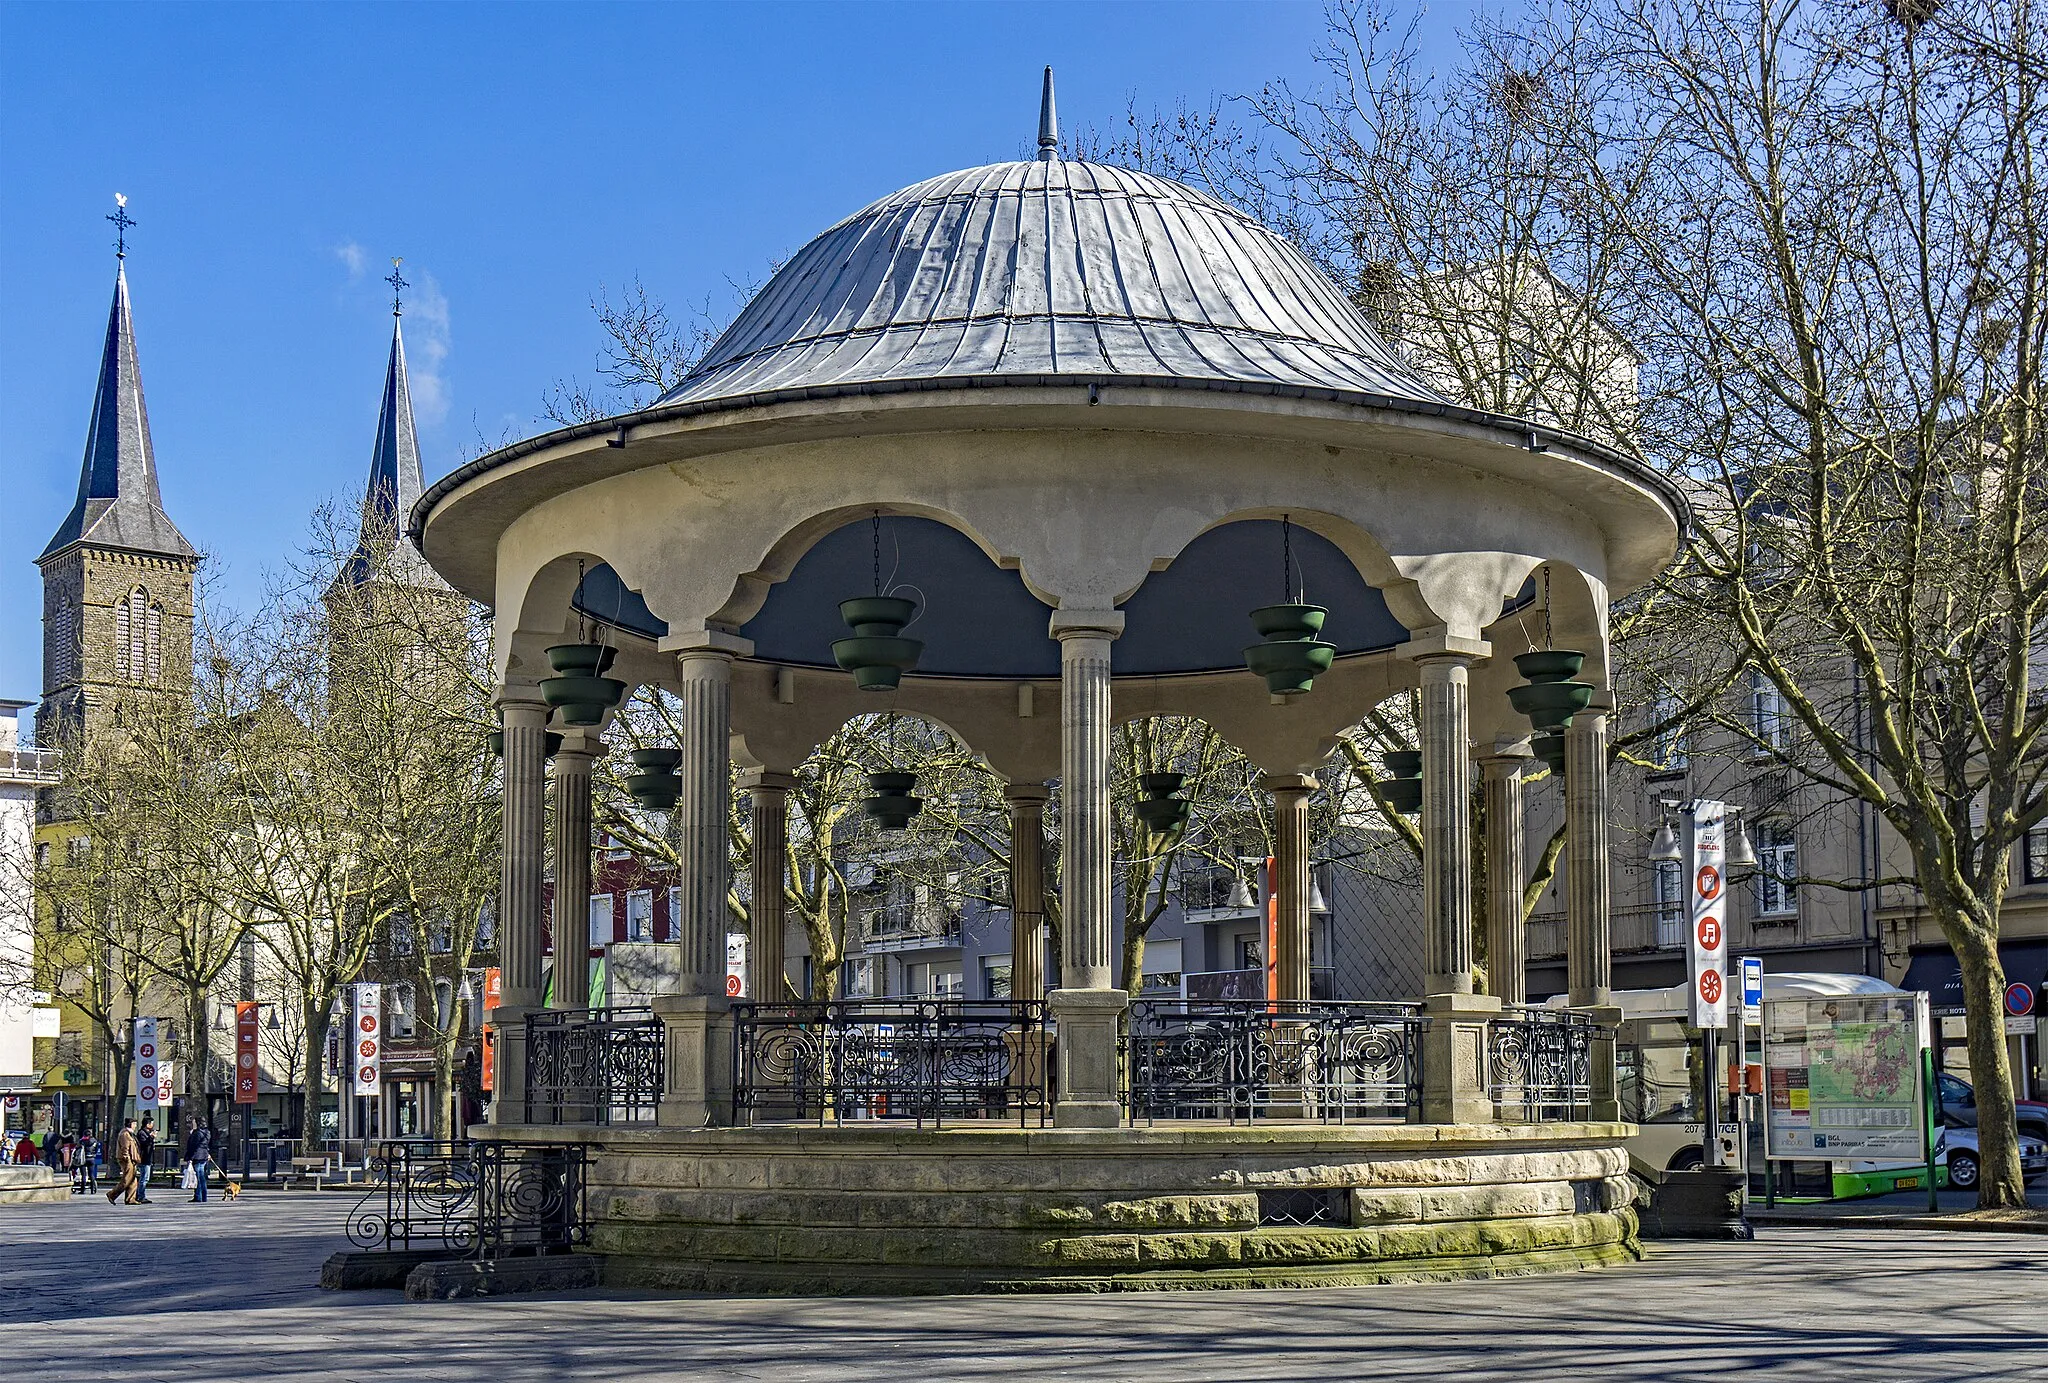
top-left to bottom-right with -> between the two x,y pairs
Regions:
2006,983 -> 2035,1017
1740,956 -> 1764,1025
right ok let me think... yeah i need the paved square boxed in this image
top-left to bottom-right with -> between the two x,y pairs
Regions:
2,1192 -> 2042,1381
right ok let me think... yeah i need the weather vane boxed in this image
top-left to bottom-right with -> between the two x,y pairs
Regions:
108,193 -> 136,260
385,257 -> 408,316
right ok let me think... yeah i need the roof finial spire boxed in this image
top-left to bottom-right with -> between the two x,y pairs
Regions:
107,193 -> 135,261
1037,66 -> 1059,162
385,257 -> 408,317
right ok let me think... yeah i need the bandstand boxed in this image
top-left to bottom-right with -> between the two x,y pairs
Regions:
410,77 -> 1684,1291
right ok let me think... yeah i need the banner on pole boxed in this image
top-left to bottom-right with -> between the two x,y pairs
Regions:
1685,802 -> 1729,1028
156,1060 -> 174,1109
352,983 -> 381,1097
133,1017 -> 160,1114
480,968 -> 501,1093
235,1002 -> 260,1104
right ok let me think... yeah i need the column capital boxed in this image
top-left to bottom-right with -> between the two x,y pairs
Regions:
495,682 -> 549,711
1048,607 -> 1124,641
1480,738 -> 1534,774
740,768 -> 800,795
551,732 -> 606,762
1002,780 -> 1051,806
1259,772 -> 1316,796
1396,629 -> 1491,664
661,627 -> 753,659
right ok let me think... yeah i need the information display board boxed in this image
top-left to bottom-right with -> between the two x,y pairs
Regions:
1762,993 -> 1929,1161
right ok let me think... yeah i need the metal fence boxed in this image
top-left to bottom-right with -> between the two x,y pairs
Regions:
1123,1000 -> 1424,1124
731,998 -> 1050,1127
1487,1006 -> 1595,1122
344,1139 -> 587,1257
525,1007 -> 664,1125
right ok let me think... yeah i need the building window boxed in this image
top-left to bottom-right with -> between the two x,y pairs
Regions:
603,833 -> 630,861
35,842 -> 49,869
476,900 -> 496,950
114,593 -> 132,680
66,835 -> 90,864
391,984 -> 417,1039
1650,691 -> 1687,774
2026,822 -> 2048,884
427,916 -> 452,954
981,955 -> 1013,999
145,604 -> 162,683
1140,938 -> 1184,993
1750,671 -> 1788,754
1755,818 -> 1799,918
843,958 -> 873,998
625,890 -> 653,943
665,885 -> 679,943
1653,860 -> 1685,946
588,893 -> 616,949
390,914 -> 415,956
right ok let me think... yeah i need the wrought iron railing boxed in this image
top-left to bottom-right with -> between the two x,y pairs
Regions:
732,998 -> 1050,1127
1488,1007 -> 1595,1122
344,1140 -> 587,1257
1123,1000 -> 1424,1124
525,1007 -> 664,1125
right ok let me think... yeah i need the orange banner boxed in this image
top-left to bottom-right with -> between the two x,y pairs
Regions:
234,1001 -> 260,1104
480,967 -> 502,1092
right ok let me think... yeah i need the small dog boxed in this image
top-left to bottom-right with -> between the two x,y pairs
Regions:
219,1177 -> 241,1201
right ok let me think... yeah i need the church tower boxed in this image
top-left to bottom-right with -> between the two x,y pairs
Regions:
37,214 -> 199,743
337,261 -> 447,595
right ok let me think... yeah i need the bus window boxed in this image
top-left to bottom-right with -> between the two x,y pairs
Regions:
1617,1019 -> 1701,1124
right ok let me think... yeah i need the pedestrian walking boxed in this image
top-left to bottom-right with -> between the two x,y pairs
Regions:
105,1118 -> 142,1205
134,1115 -> 157,1203
81,1130 -> 101,1190
184,1122 -> 213,1203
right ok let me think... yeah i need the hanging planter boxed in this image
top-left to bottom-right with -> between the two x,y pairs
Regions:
1507,649 -> 1593,733
1243,517 -> 1335,696
624,747 -> 683,810
541,643 -> 627,727
1133,771 -> 1191,836
487,727 -> 564,758
831,596 -> 924,691
1532,731 -> 1568,775
1378,749 -> 1423,815
863,770 -> 924,830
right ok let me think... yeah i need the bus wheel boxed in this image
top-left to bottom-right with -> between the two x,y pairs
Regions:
1948,1151 -> 1978,1190
1667,1148 -> 1704,1174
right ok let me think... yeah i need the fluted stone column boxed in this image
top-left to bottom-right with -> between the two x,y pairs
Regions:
1565,702 -> 1612,1008
1004,782 -> 1050,1004
1482,749 -> 1530,1006
745,769 -> 797,1003
1265,774 -> 1314,1005
1409,640 -> 1498,1125
1566,697 -> 1621,1120
1049,609 -> 1128,1128
654,645 -> 739,1128
491,688 -> 549,1125
549,737 -> 601,1012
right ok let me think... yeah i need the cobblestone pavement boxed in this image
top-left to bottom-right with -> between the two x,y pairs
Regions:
3,1193 -> 2043,1382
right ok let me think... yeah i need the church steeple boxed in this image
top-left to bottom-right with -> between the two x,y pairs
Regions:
341,261 -> 443,590
39,260 -> 196,563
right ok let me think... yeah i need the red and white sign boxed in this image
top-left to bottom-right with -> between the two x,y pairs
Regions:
727,932 -> 748,999
351,983 -> 381,1096
235,1002 -> 260,1104
156,1061 -> 174,1108
2007,983 -> 2035,1018
1685,801 -> 1730,1028
480,967 -> 501,1093
133,1017 -> 161,1114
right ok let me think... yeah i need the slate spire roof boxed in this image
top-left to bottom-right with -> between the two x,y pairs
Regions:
342,310 -> 444,589
40,264 -> 197,563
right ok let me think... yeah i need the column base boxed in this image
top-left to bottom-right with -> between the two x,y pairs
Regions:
1420,992 -> 1502,1125
1586,1004 -> 1624,1122
1049,987 -> 1129,1129
652,994 -> 735,1129
486,1005 -> 533,1126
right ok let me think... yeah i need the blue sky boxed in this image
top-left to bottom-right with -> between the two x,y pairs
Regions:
0,1 -> 1468,714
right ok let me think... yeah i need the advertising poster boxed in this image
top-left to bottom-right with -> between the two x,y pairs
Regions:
133,1016 -> 160,1114
1762,994 -> 1927,1160
234,1001 -> 260,1104
352,983 -> 381,1097
1685,802 -> 1728,1028
480,967 -> 501,1092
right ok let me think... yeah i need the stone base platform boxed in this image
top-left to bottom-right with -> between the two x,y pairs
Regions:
0,1166 -> 72,1206
497,1121 -> 1640,1294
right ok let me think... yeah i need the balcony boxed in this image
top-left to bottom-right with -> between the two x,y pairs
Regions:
1525,904 -> 1682,962
859,904 -> 963,955
0,746 -> 61,786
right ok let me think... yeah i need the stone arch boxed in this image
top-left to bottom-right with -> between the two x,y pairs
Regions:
497,547 -> 643,687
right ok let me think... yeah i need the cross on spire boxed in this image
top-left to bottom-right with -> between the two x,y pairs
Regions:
385,257 -> 408,317
107,193 -> 136,259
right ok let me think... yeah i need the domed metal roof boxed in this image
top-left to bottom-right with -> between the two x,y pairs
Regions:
659,158 -> 1444,407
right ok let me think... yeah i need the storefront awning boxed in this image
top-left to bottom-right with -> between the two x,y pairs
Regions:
1902,940 -> 2048,1011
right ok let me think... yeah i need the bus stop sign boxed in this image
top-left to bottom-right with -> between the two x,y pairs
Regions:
1741,956 -> 1764,1025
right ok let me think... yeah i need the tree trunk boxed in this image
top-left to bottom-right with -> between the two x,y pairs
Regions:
1951,920 -> 2027,1209
302,997 -> 330,1152
1119,929 -> 1147,997
185,978 -> 211,1125
103,1021 -> 132,1131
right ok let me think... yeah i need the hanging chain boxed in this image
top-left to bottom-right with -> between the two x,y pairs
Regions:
577,559 -> 588,642
1281,515 -> 1294,603
1541,564 -> 1552,650
872,511 -> 883,596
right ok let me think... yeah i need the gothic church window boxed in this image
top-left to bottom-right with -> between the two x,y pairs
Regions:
146,603 -> 162,683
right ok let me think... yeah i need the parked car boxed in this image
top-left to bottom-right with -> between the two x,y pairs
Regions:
1936,1072 -> 2048,1144
1934,1120 -> 2048,1191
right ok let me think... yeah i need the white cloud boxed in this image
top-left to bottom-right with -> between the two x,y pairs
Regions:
335,240 -> 369,280
404,271 -> 453,427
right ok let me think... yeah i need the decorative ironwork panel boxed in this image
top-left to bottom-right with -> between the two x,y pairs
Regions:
1123,1000 -> 1423,1124
344,1139 -> 588,1257
1488,1007 -> 1595,1122
525,1007 -> 664,1125
732,999 -> 1050,1127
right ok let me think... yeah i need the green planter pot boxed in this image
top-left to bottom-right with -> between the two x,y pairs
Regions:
541,644 -> 626,726
1134,772 -> 1191,835
1379,778 -> 1423,815
626,747 -> 685,805
546,643 -> 619,677
864,770 -> 924,830
1513,649 -> 1585,683
1383,751 -> 1423,778
1533,732 -> 1568,774
487,730 -> 563,758
1243,604 -> 1337,696
832,596 -> 924,691
1507,679 -> 1595,731
629,747 -> 683,772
